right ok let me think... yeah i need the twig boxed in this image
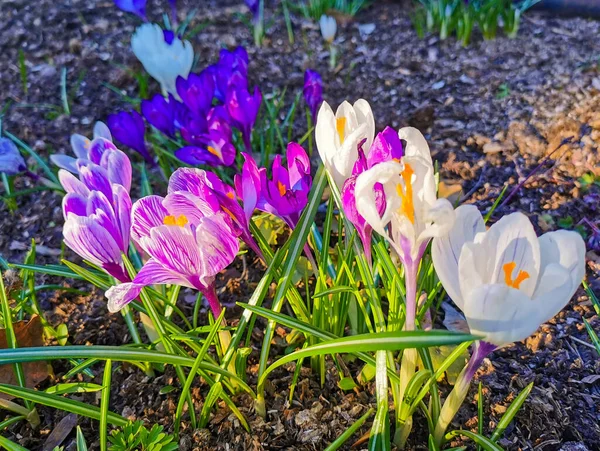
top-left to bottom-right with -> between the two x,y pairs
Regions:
497,136 -> 574,211
458,164 -> 487,205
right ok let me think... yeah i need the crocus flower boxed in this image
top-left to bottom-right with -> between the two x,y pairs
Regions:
141,94 -> 177,138
0,138 -> 27,175
176,71 -> 215,118
168,168 -> 263,258
226,85 -> 262,151
51,122 -> 112,173
245,0 -> 259,18
208,47 -> 249,103
107,110 -> 153,164
105,197 -> 238,316
131,23 -> 194,98
176,107 -> 236,167
431,206 -> 585,444
60,155 -> 133,283
303,69 -> 323,122
237,143 -> 312,228
319,15 -> 337,43
114,0 -> 147,20
316,99 -> 375,190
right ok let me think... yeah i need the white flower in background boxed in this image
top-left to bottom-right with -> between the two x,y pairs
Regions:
355,127 -> 455,266
315,99 -> 374,189
319,14 -> 337,43
131,23 -> 194,98
432,206 -> 586,347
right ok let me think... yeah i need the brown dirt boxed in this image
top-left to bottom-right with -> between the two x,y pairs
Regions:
1,0 -> 600,449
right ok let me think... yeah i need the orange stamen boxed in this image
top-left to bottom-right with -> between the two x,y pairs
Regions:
226,191 -> 235,200
277,181 -> 286,196
163,214 -> 188,227
396,163 -> 415,224
503,261 -> 530,289
207,145 -> 220,157
336,117 -> 346,144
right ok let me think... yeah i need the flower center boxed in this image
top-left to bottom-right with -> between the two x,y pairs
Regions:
395,163 -> 415,224
163,214 -> 188,227
336,117 -> 346,144
226,191 -> 235,200
503,261 -> 530,289
277,181 -> 287,196
207,145 -> 220,158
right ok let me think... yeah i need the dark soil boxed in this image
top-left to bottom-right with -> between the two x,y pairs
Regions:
1,0 -> 600,449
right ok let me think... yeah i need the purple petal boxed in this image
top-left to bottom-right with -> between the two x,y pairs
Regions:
59,170 -> 90,197
88,138 -> 118,165
113,0 -> 147,19
196,214 -> 239,282
367,126 -> 404,168
176,72 -> 215,117
0,138 -> 26,175
70,134 -> 91,160
139,225 -> 202,276
235,153 -> 261,222
141,94 -> 176,138
50,154 -> 78,173
131,195 -> 169,243
106,283 -> 142,313
163,191 -> 215,226
113,184 -> 132,251
77,161 -> 113,201
100,148 -> 132,192
286,142 -> 311,191
93,122 -> 113,141
62,193 -> 88,217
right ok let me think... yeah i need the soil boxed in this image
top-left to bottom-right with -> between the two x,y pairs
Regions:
1,0 -> 600,450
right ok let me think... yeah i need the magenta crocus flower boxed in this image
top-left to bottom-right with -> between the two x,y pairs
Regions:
340,127 -> 402,263
168,168 -> 263,258
105,196 -> 239,316
114,0 -> 147,20
107,110 -> 153,164
226,85 -> 261,151
60,152 -> 133,283
176,71 -> 215,118
236,143 -> 312,228
303,69 -> 323,122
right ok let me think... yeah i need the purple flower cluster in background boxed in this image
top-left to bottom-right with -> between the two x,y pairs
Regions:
303,69 -> 323,122
108,46 -> 262,168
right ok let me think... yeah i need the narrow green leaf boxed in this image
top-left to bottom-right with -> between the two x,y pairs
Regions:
100,360 -> 112,451
324,408 -> 374,451
45,383 -> 103,395
445,430 -> 503,451
76,426 -> 88,451
0,384 -> 127,427
490,382 -> 533,442
0,435 -> 29,451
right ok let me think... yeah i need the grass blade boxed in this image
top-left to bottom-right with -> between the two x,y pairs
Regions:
325,408 -> 374,451
490,382 -> 533,442
100,360 -> 112,451
445,430 -> 503,451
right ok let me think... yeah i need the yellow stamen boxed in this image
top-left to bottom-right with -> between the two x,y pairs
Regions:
163,214 -> 188,227
226,191 -> 235,200
221,206 -> 236,220
503,261 -> 530,289
277,181 -> 286,196
395,163 -> 415,224
336,117 -> 346,144
207,145 -> 220,157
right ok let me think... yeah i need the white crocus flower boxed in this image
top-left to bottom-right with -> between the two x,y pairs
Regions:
315,99 -> 375,189
432,206 -> 586,348
131,23 -> 194,98
319,15 -> 337,43
355,127 -> 455,266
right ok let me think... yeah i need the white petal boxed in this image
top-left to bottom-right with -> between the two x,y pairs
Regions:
432,204 -> 485,309
537,230 -> 586,291
335,100 -> 358,132
315,102 -> 337,175
398,127 -> 432,165
462,283 -> 535,348
531,263 -> 575,329
353,99 -> 375,150
480,212 -> 540,297
93,122 -> 112,141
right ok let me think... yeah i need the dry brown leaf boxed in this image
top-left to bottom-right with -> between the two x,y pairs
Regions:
0,315 -> 49,400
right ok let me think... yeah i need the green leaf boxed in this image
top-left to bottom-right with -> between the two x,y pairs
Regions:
338,377 -> 358,391
324,408 -> 374,451
445,430 -> 503,451
100,360 -> 112,451
0,384 -> 127,427
490,382 -> 533,442
76,426 -> 88,451
159,386 -> 176,395
0,435 -> 29,451
45,383 -> 103,395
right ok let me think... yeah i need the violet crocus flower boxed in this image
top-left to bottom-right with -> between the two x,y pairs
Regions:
105,196 -> 238,317
176,71 -> 215,118
176,107 -> 236,167
245,0 -> 259,19
60,155 -> 133,283
141,94 -> 177,138
114,0 -> 147,20
208,47 -> 249,103
51,122 -> 112,174
0,138 -> 27,175
236,143 -> 312,228
107,110 -> 154,164
168,168 -> 263,258
226,85 -> 261,151
303,69 -> 323,122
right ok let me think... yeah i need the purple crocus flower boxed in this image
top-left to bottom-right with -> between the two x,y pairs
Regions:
176,107 -> 236,167
168,168 -> 263,258
60,154 -> 133,283
51,122 -> 112,174
226,85 -> 261,151
0,138 -> 27,175
208,47 -> 249,103
236,143 -> 312,228
245,0 -> 259,18
114,0 -> 147,20
176,71 -> 215,118
340,127 -> 402,263
104,197 -> 238,316
107,110 -> 154,164
141,94 -> 177,138
303,69 -> 323,122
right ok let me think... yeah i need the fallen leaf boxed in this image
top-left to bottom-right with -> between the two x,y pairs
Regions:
0,315 -> 49,400
42,413 -> 78,451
